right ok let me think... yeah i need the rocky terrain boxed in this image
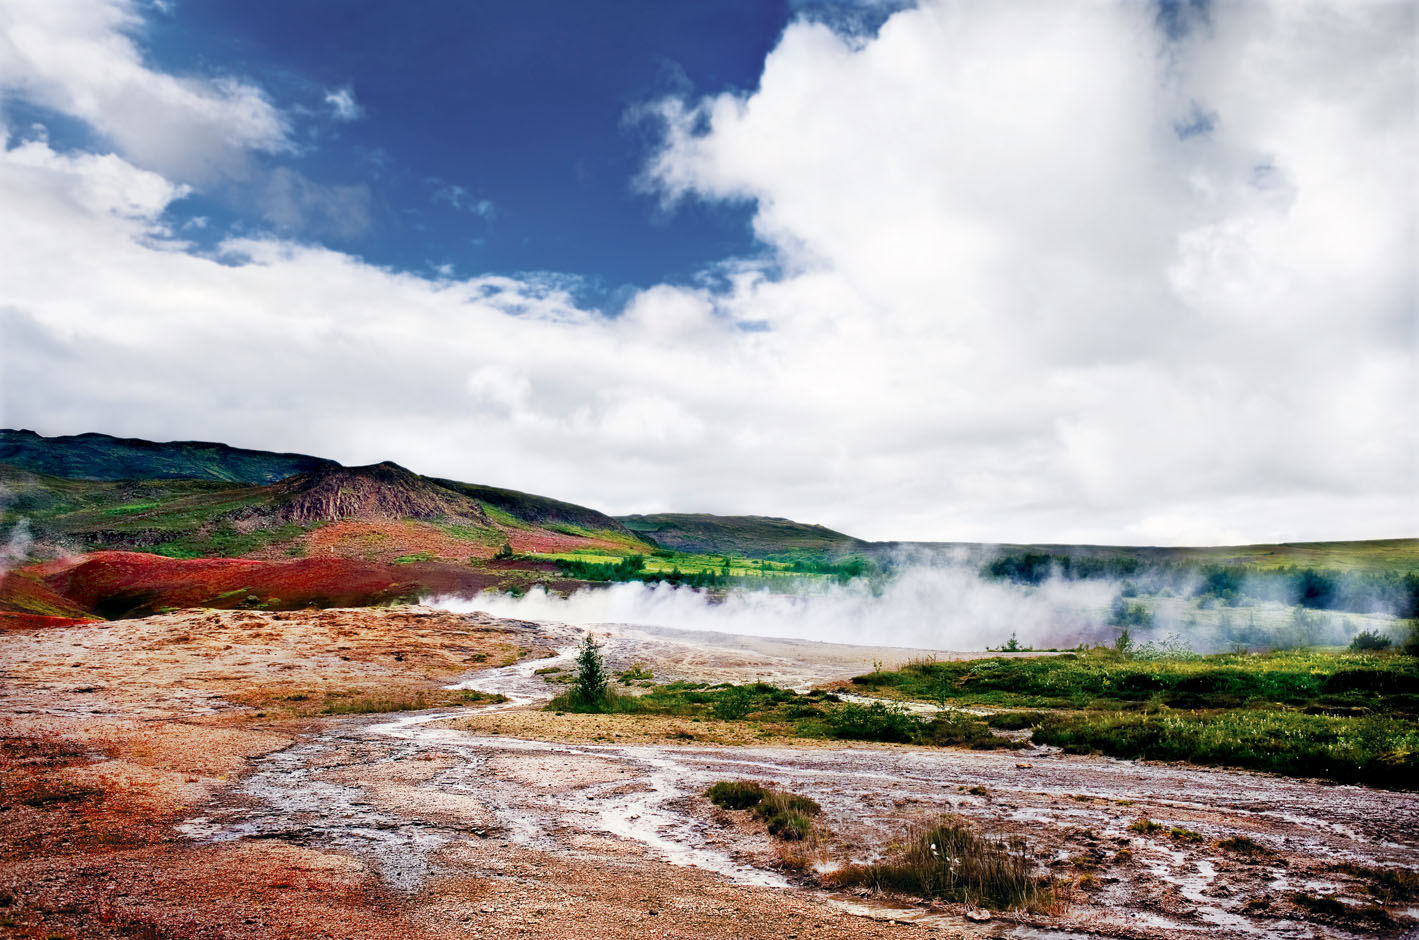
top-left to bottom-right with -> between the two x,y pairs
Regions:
2,606 -> 1415,940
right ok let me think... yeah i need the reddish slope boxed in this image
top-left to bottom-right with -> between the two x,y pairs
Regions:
0,568 -> 99,627
29,551 -> 422,619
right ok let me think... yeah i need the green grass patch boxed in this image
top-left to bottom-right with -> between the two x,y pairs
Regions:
544,682 -> 1019,750
705,780 -> 822,841
852,648 -> 1419,714
152,522 -> 308,559
1031,708 -> 1418,789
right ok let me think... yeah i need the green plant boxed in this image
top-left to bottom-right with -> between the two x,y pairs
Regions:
711,684 -> 754,720
1350,629 -> 1393,651
572,634 -> 610,710
705,781 -> 821,841
706,780 -> 767,810
826,816 -> 1052,910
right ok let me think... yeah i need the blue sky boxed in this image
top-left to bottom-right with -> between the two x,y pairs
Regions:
109,1 -> 898,300
0,0 -> 1412,543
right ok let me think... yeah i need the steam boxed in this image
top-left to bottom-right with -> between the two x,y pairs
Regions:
1,519 -> 33,575
0,480 -> 35,574
432,561 -> 1119,650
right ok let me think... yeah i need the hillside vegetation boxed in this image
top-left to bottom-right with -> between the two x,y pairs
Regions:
618,513 -> 867,558
0,429 -> 334,483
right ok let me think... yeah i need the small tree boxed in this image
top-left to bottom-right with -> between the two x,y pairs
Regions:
573,634 -> 610,709
1349,629 -> 1393,652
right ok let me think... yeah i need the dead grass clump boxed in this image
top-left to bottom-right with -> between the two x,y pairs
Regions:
825,815 -> 1057,912
1329,863 -> 1419,905
1217,835 -> 1274,857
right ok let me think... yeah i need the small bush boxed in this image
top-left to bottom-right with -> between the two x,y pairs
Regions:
826,816 -> 1052,910
1350,630 -> 1393,652
1129,817 -> 1163,834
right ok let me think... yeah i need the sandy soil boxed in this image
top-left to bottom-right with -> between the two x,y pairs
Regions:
1,606 -> 1415,940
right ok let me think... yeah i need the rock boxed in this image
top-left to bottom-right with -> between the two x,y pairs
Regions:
965,908 -> 991,922
1015,762 -> 1033,768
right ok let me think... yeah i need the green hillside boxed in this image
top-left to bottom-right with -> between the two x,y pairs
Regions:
618,513 -> 867,559
436,478 -> 630,537
0,429 -> 334,484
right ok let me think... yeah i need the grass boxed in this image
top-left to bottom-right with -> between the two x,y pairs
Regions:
544,681 -> 1019,750
852,647 -> 1419,714
705,780 -> 822,840
236,686 -> 506,716
1217,835 -> 1274,857
825,815 -> 1056,911
853,648 -> 1419,788
1030,708 -> 1418,789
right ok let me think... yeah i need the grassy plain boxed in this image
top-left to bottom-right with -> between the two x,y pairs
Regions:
852,648 -> 1419,788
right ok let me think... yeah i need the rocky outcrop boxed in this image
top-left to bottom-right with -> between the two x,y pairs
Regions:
275,462 -> 491,525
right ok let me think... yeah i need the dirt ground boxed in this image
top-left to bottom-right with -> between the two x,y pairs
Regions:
1,606 -> 1415,940
0,607 -> 964,940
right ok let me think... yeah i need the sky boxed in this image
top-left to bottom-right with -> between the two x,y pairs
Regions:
0,0 -> 1414,545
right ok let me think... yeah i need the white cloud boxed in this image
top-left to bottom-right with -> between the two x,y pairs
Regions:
254,166 -> 371,239
0,0 -> 288,181
431,181 -> 496,219
0,0 -> 1414,545
324,86 -> 362,122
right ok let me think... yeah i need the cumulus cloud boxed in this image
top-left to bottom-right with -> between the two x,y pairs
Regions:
0,0 -> 1414,544
0,0 -> 288,181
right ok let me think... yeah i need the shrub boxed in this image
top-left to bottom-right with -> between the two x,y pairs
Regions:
826,816 -> 1052,910
1350,630 -> 1393,652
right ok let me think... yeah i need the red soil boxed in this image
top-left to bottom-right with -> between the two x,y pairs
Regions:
1,551 -> 589,622
505,528 -> 631,554
0,611 -> 99,631
21,551 -> 418,619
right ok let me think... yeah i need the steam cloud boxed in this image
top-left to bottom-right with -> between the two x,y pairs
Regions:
431,561 -> 1120,650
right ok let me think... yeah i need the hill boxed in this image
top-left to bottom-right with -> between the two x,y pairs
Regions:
618,513 -> 868,559
0,429 -> 335,484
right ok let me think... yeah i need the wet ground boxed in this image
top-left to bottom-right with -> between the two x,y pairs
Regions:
181,618 -> 1419,940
